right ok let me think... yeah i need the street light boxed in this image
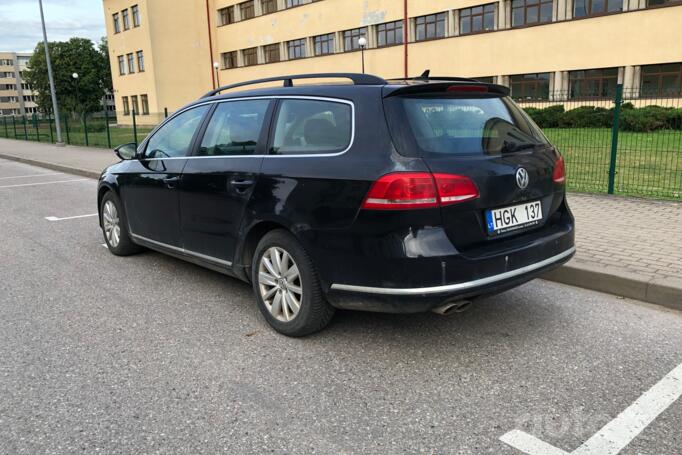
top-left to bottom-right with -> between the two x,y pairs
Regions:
213,61 -> 221,88
38,0 -> 64,145
358,37 -> 367,74
72,73 -> 80,118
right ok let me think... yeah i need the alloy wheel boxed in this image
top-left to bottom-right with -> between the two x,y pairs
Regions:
102,200 -> 121,248
258,246 -> 303,322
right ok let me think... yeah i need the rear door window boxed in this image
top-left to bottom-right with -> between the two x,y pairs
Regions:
198,99 -> 270,156
385,96 -> 548,157
270,99 -> 352,155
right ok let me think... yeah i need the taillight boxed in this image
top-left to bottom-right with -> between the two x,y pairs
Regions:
552,156 -> 566,184
447,85 -> 488,93
433,173 -> 480,205
362,172 -> 479,210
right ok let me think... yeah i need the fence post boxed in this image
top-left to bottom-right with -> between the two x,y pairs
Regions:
2,116 -> 7,138
33,113 -> 40,142
607,84 -> 623,195
83,113 -> 89,146
164,107 -> 168,118
22,115 -> 28,140
48,112 -> 54,143
64,113 -> 71,144
12,116 -> 17,139
132,109 -> 138,147
104,108 -> 112,148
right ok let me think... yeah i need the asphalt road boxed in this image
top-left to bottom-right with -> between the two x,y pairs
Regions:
0,158 -> 680,454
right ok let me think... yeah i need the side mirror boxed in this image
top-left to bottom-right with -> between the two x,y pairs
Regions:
114,143 -> 138,160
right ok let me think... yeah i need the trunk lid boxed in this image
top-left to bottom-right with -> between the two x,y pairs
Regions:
383,85 -> 564,249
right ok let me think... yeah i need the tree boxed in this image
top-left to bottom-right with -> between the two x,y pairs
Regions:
23,37 -> 112,114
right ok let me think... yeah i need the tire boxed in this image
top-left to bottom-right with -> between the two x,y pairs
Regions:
251,229 -> 335,337
100,191 -> 142,256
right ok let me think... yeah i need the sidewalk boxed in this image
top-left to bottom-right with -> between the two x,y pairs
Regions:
1,137 -> 681,310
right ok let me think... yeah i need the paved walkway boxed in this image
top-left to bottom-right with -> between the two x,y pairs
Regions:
1,137 -> 680,309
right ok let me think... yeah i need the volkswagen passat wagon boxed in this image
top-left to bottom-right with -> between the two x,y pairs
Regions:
98,73 -> 575,336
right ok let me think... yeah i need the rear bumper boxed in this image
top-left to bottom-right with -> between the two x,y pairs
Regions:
326,246 -> 575,313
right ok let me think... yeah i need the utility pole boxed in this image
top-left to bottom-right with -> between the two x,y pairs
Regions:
39,0 -> 64,145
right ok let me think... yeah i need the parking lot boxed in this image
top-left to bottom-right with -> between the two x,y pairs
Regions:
0,157 -> 680,454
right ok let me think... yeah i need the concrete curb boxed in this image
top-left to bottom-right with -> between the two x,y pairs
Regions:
543,261 -> 682,312
2,151 -> 681,312
0,152 -> 101,179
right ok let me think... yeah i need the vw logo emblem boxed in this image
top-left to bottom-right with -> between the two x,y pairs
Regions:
516,168 -> 529,189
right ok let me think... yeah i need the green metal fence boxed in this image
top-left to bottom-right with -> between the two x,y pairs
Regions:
1,91 -> 681,199
0,110 -> 166,151
518,86 -> 682,199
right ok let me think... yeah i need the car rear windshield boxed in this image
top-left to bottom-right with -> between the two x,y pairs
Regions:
384,95 -> 549,157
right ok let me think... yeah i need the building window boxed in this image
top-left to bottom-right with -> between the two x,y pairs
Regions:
131,95 -> 139,115
242,47 -> 258,66
286,0 -> 304,7
343,27 -> 368,51
512,0 -> 553,27
113,13 -> 120,33
240,1 -> 255,20
474,76 -> 496,83
261,0 -> 277,14
569,68 -> 619,99
510,73 -> 551,100
222,51 -> 238,68
573,0 -> 623,17
122,9 -> 130,30
287,39 -> 306,59
263,44 -> 281,63
460,4 -> 496,35
127,53 -> 135,74
641,63 -> 682,97
117,55 -> 126,75
136,50 -> 145,72
131,5 -> 140,27
415,13 -> 447,41
122,96 -> 130,115
313,33 -> 335,55
218,6 -> 235,25
376,20 -> 404,47
141,94 -> 149,115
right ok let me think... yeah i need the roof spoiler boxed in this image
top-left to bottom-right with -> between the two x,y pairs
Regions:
202,73 -> 387,98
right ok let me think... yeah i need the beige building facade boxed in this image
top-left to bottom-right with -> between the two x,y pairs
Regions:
103,0 -> 682,122
0,52 -> 38,116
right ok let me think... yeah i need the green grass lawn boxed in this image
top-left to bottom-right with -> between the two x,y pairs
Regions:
544,128 -> 682,198
1,122 -> 680,199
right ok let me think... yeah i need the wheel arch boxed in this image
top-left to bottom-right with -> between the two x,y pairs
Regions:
238,220 -> 294,283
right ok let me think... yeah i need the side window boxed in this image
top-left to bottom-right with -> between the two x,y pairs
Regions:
144,105 -> 209,158
198,100 -> 270,156
271,99 -> 352,155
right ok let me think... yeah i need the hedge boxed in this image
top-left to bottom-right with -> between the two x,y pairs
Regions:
524,104 -> 682,132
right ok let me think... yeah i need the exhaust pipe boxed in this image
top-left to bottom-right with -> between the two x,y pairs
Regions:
432,299 -> 473,316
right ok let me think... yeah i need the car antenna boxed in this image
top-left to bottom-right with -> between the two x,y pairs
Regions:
418,69 -> 430,80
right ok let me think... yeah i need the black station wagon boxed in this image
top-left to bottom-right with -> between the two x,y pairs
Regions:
98,73 -> 575,336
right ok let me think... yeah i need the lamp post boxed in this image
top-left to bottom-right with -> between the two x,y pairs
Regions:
38,0 -> 64,145
213,61 -> 221,88
358,37 -> 367,74
72,73 -> 80,118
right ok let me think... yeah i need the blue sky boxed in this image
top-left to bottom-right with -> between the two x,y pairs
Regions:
0,0 -> 106,52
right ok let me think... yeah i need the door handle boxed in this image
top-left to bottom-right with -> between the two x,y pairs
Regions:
230,179 -> 255,192
163,176 -> 180,188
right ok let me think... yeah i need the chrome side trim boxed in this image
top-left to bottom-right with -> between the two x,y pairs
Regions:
330,247 -> 576,296
130,233 -> 233,267
139,95 -> 355,160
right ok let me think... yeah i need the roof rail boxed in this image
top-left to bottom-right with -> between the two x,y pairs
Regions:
201,73 -> 387,98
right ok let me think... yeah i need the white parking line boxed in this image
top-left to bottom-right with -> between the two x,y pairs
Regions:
0,178 -> 89,189
0,172 -> 63,180
45,213 -> 98,221
501,362 -> 682,454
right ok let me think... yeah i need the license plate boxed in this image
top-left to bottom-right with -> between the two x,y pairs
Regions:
485,201 -> 543,235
